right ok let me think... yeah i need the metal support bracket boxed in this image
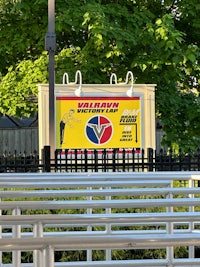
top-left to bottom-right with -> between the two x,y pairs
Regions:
45,33 -> 56,52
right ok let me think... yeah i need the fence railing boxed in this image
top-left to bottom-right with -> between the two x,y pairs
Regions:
0,146 -> 199,172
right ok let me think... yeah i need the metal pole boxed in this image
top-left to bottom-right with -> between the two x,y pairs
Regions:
45,0 -> 56,157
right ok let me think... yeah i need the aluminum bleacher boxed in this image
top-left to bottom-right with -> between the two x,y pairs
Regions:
0,171 -> 200,267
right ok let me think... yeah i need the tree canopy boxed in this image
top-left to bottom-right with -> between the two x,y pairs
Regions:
0,0 -> 199,150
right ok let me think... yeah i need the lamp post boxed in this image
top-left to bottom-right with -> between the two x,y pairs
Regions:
45,0 -> 56,156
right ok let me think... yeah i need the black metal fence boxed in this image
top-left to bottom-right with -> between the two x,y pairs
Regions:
0,150 -> 39,173
0,146 -> 200,173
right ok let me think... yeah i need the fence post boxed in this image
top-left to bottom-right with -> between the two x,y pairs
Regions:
197,148 -> 200,187
42,146 -> 51,172
94,149 -> 98,172
147,147 -> 154,171
112,149 -> 116,172
84,149 -> 88,172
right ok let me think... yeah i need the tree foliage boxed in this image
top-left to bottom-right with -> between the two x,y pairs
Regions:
0,0 -> 199,150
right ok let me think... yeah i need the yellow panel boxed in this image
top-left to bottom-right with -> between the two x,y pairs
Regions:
55,97 -> 141,149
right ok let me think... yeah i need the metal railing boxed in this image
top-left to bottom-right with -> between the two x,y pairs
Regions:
0,171 -> 200,267
0,146 -> 200,172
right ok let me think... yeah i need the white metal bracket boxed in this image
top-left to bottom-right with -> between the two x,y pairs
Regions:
62,70 -> 82,96
110,71 -> 134,97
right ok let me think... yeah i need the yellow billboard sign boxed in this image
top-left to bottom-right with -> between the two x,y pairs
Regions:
56,96 -> 141,149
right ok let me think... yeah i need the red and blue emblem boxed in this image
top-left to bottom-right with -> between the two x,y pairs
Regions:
85,115 -> 113,145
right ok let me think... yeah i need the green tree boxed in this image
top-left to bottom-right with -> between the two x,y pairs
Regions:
0,0 -> 199,150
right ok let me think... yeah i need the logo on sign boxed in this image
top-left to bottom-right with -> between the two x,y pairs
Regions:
85,115 -> 113,145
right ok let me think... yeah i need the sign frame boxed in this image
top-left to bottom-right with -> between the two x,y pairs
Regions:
38,71 -> 156,157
